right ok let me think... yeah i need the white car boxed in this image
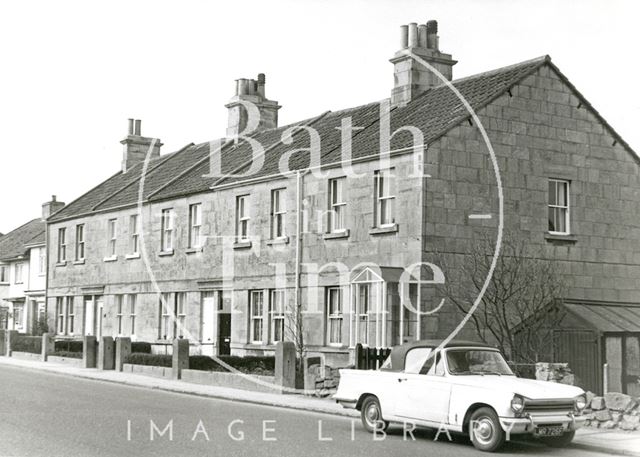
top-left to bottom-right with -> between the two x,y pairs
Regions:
335,340 -> 587,452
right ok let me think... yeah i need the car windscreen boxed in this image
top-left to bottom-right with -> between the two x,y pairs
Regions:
446,349 -> 514,375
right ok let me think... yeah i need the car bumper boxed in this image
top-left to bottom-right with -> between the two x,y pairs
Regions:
500,413 -> 586,434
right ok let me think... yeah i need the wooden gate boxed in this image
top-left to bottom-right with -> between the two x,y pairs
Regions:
554,329 -> 601,394
355,344 -> 391,370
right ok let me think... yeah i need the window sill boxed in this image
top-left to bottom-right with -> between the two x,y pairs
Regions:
544,233 -> 577,244
369,223 -> 399,235
323,229 -> 350,240
158,250 -> 175,257
55,261 -> 67,267
266,237 -> 289,246
73,259 -> 85,265
103,256 -> 118,262
0,282 -> 8,286
185,247 -> 204,254
233,240 -> 252,250
125,253 -> 140,260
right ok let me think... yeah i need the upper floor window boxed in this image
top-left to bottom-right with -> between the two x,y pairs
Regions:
189,203 -> 203,248
75,224 -> 85,261
161,209 -> 174,252
129,215 -> 140,255
328,177 -> 347,233
107,219 -> 117,257
14,263 -> 24,284
270,189 -> 286,239
269,289 -> 286,344
38,247 -> 46,275
374,169 -> 396,228
0,265 -> 7,283
57,228 -> 67,263
548,179 -> 570,235
236,195 -> 250,242
249,290 -> 264,344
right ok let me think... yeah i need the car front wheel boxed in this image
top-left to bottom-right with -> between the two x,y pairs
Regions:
540,430 -> 575,447
360,396 -> 389,433
469,407 -> 506,452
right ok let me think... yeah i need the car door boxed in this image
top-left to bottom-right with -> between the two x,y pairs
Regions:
394,350 -> 452,424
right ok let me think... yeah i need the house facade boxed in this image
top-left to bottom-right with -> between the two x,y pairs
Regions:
45,21 -> 640,380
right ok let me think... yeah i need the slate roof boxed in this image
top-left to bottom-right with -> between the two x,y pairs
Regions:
48,55 -> 636,223
0,219 -> 45,261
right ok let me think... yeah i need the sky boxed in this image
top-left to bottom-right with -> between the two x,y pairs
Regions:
0,0 -> 638,234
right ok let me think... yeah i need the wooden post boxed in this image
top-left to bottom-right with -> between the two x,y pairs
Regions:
172,338 -> 189,380
83,335 -> 97,368
98,336 -> 115,370
41,332 -> 54,362
115,337 -> 131,372
6,330 -> 18,357
355,343 -> 363,369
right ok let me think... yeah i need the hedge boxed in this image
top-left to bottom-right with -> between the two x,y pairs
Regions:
12,336 -> 42,354
189,355 -> 275,376
54,340 -> 83,353
124,353 -> 172,367
51,351 -> 83,359
131,342 -> 152,354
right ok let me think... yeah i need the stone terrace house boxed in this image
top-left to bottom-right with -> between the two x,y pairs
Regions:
0,197 -> 63,332
46,21 -> 640,377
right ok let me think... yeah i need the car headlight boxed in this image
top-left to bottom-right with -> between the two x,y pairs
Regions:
575,394 -> 587,411
511,394 -> 525,414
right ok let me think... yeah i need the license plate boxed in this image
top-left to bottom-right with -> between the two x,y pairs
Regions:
535,425 -> 564,436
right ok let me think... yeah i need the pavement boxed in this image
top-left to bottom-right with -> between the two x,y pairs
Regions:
0,355 -> 638,457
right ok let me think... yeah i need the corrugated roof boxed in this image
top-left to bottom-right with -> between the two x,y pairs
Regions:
0,219 -> 45,261
47,55 -> 637,223
565,303 -> 640,332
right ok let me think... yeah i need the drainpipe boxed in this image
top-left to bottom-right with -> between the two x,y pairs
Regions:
295,170 -> 310,355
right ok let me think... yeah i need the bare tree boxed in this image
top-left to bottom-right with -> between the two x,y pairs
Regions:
435,231 -> 566,363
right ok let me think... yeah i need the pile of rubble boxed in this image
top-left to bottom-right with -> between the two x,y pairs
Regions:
583,392 -> 640,431
535,362 -> 575,385
303,360 -> 347,397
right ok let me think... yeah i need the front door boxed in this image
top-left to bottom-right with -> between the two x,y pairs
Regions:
201,292 -> 216,356
96,296 -> 104,339
84,297 -> 95,336
218,313 -> 231,356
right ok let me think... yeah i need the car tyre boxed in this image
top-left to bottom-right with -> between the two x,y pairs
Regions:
540,430 -> 575,447
469,407 -> 506,452
360,396 -> 389,433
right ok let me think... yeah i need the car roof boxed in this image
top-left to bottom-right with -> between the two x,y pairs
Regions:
383,339 -> 495,372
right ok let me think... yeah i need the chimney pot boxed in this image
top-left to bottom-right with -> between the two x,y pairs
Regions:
408,22 -> 418,47
134,119 -> 141,136
128,118 -> 134,135
426,20 -> 438,34
52,195 -> 56,202
418,24 -> 428,48
400,25 -> 409,48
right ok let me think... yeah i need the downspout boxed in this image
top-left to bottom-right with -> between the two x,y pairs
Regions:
295,170 -> 310,358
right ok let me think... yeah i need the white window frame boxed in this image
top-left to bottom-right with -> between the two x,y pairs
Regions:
38,247 -> 46,275
249,290 -> 264,344
57,228 -> 67,263
236,195 -> 250,241
270,189 -> 286,239
159,293 -> 173,340
115,295 -> 124,335
107,219 -> 118,257
75,224 -> 85,261
14,263 -> 23,284
329,177 -> 347,233
56,297 -> 65,334
374,169 -> 396,228
269,289 -> 286,344
176,292 -> 186,338
66,296 -> 75,334
0,265 -> 7,283
129,294 -> 137,336
548,179 -> 570,235
189,203 -> 203,248
326,286 -> 343,346
129,215 -> 140,255
161,209 -> 174,252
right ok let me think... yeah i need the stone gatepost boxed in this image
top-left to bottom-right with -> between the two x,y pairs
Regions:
115,337 -> 131,372
275,341 -> 296,393
41,333 -> 54,362
0,330 -> 5,356
83,335 -> 97,368
98,336 -> 115,370
172,338 -> 189,380
5,330 -> 18,357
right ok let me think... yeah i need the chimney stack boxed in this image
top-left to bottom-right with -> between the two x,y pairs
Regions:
225,73 -> 281,138
120,118 -> 163,173
42,195 -> 65,220
390,19 -> 457,107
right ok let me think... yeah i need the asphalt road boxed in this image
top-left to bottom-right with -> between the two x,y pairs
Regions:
0,365 -> 611,457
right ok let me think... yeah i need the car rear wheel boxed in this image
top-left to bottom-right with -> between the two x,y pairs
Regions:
469,407 -> 506,452
540,430 -> 575,447
360,396 -> 389,433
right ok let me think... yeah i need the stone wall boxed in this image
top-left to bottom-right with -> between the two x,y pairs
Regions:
584,392 -> 640,431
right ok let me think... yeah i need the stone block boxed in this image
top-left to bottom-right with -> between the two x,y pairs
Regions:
0,330 -> 5,355
115,337 -> 131,372
620,415 -> 640,431
172,338 -> 189,380
98,336 -> 115,370
41,333 -> 54,362
275,341 -> 296,392
604,392 -> 633,412
83,335 -> 97,368
303,357 -> 322,394
591,396 -> 606,410
5,330 -> 18,356
594,409 -> 611,422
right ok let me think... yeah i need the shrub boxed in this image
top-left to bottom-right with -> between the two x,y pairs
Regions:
33,315 -> 49,336
51,351 -> 82,359
131,342 -> 152,354
509,362 -> 536,379
54,340 -> 83,353
12,336 -> 42,354
189,355 -> 275,375
124,353 -> 172,367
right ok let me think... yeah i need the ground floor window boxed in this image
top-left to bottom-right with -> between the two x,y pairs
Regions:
326,286 -> 344,345
115,295 -> 124,335
269,289 -> 286,344
158,292 -> 186,340
55,296 -> 74,335
128,294 -> 137,336
249,290 -> 264,344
